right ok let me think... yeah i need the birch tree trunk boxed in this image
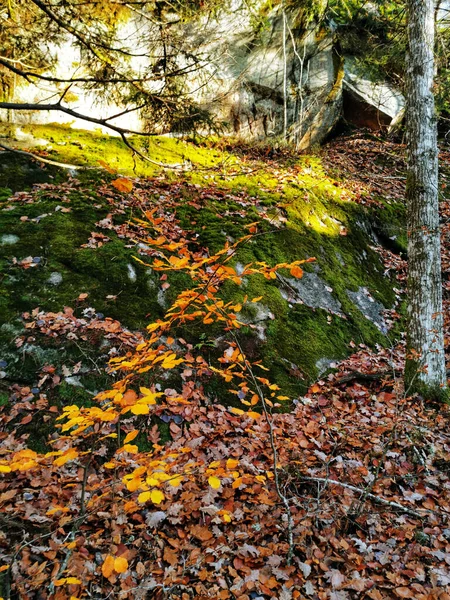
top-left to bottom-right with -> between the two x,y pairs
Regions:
404,0 -> 447,396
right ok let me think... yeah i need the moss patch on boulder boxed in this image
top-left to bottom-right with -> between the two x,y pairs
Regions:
0,125 -> 403,411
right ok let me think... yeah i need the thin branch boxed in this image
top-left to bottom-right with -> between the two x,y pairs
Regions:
29,0 -> 148,58
0,141 -> 83,170
0,56 -> 202,85
0,101 -> 159,138
300,476 -> 425,518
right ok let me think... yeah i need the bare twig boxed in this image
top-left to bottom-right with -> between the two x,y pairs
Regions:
0,141 -> 82,170
300,476 -> 425,518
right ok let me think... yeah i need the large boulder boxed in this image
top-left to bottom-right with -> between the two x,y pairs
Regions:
188,1 -> 343,145
342,56 -> 405,130
1,1 -> 406,147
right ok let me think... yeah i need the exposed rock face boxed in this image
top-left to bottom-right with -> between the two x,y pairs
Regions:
1,1 -> 404,147
343,56 -> 405,131
188,1 -> 343,146
346,287 -> 388,333
279,272 -> 343,315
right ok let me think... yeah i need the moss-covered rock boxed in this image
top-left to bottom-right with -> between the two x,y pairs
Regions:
0,124 -> 404,410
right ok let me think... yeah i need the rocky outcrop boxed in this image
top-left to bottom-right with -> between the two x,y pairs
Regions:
187,1 -> 344,146
1,0 -> 404,147
343,56 -> 405,131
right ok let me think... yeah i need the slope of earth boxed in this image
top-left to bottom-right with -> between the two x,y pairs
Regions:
1,127 -> 450,599
0,124 -> 402,418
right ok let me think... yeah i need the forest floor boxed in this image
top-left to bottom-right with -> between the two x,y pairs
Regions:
0,129 -> 450,600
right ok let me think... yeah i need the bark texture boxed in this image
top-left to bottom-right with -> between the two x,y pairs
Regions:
405,0 -> 447,394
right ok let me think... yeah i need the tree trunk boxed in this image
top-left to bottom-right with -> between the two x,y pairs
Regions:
404,0 -> 447,397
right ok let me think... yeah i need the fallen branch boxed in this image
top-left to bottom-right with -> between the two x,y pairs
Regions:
0,141 -> 83,170
333,368 -> 450,385
333,370 -> 396,385
301,476 -> 425,518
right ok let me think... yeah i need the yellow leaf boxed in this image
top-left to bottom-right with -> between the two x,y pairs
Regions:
150,489 -> 165,504
222,512 -> 231,523
114,557 -> 128,574
208,476 -> 221,489
230,407 -> 244,416
138,491 -> 151,503
146,477 -> 160,487
168,476 -> 183,487
54,577 -> 82,586
0,465 -> 11,473
103,462 -> 116,469
111,178 -> 133,193
54,448 -> 78,467
251,296 -> 263,303
98,410 -> 117,422
102,555 -> 115,578
247,411 -> 261,420
123,430 -> 139,444
130,404 -> 149,415
0,565 -> 9,572
226,458 -> 239,470
122,444 -> 138,454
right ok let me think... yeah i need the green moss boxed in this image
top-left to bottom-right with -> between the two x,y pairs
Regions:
0,123 -> 228,179
0,152 -> 63,191
0,123 -> 403,411
56,382 -> 95,408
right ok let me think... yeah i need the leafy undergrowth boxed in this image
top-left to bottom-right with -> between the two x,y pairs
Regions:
1,348 -> 450,599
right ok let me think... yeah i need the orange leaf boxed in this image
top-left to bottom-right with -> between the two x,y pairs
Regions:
122,390 -> 138,406
290,265 -> 303,278
102,555 -> 115,578
98,159 -> 116,174
112,178 -> 133,193
123,430 -> 139,444
226,458 -> 239,470
114,557 -> 128,574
